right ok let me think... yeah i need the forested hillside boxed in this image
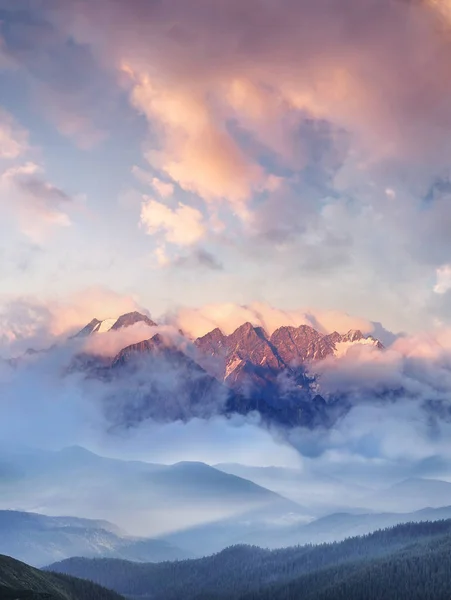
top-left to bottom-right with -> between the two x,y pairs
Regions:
48,519 -> 451,600
242,534 -> 451,600
0,553 -> 125,600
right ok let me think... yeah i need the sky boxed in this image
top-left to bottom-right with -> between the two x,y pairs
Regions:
2,0 -> 451,343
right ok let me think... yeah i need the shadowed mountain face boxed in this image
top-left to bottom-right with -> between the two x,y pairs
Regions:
193,323 -> 381,426
105,334 -> 234,425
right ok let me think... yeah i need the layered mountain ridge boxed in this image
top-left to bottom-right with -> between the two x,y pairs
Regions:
75,310 -> 382,378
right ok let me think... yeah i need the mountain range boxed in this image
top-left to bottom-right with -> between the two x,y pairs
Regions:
0,510 -> 188,568
2,446 -> 451,562
64,311 -> 383,427
161,498 -> 451,556
0,446 -> 306,541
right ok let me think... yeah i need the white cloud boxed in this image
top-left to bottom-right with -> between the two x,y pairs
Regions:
0,108 -> 28,159
132,167 -> 175,197
154,245 -> 170,266
0,162 -> 72,242
434,264 -> 451,294
140,196 -> 206,246
151,177 -> 175,198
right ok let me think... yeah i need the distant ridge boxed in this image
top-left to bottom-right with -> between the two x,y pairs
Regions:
73,311 -> 157,337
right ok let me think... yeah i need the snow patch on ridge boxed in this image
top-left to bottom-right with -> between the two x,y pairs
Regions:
93,318 -> 118,334
225,357 -> 243,380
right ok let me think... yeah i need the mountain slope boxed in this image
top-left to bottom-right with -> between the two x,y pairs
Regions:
0,510 -> 187,567
367,477 -> 451,512
214,463 -> 370,512
242,534 -> 451,600
0,553 -> 124,600
85,331 -> 237,424
159,501 -> 451,555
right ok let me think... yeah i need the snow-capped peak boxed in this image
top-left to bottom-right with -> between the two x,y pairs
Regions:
92,318 -> 118,334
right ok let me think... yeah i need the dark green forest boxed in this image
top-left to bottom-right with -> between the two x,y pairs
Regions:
48,519 -> 451,600
0,554 -> 124,600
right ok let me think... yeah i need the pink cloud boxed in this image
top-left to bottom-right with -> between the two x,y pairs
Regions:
55,0 -> 451,202
80,322 -> 156,357
0,287 -> 144,356
172,302 -> 374,338
0,108 -> 28,159
140,197 -> 206,246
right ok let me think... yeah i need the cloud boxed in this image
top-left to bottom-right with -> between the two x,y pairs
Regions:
172,302 -> 376,338
52,0 -> 451,184
4,293 -> 451,522
99,413 -> 301,468
79,322 -> 191,360
140,196 -> 206,246
17,0 -> 448,334
434,264 -> 451,294
0,7 -> 110,149
0,162 -> 72,241
173,249 -> 224,271
0,348 -> 104,451
151,177 -> 175,198
305,328 -> 451,418
0,287 -> 144,356
123,64 -> 266,207
3,0 -> 451,334
132,168 -> 175,198
0,108 -> 28,159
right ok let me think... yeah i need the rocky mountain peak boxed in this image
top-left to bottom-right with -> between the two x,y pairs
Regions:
73,318 -> 102,338
195,328 -> 227,356
341,329 -> 364,342
111,311 -> 157,330
270,324 -> 332,364
74,312 -> 157,338
229,322 -> 262,340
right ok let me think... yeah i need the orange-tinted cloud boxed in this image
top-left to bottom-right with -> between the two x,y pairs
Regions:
173,302 -> 374,338
140,197 -> 206,246
56,0 -> 451,206
124,65 -> 265,207
0,287 -> 145,355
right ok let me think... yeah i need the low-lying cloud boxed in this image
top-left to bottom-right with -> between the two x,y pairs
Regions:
2,295 -> 451,512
